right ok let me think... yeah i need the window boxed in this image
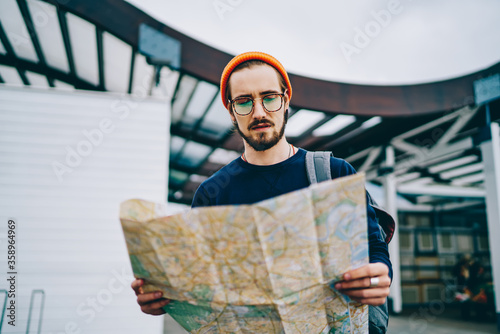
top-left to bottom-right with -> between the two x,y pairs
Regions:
417,231 -> 435,252
399,230 -> 414,252
437,232 -> 455,253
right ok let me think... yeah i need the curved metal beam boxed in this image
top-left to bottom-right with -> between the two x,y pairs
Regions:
0,54 -> 99,90
45,0 -> 500,117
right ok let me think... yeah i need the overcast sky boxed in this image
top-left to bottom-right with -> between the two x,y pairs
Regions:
126,0 -> 500,85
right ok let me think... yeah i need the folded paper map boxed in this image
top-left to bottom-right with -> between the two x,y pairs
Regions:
120,172 -> 369,333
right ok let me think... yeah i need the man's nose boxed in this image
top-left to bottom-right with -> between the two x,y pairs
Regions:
252,100 -> 267,118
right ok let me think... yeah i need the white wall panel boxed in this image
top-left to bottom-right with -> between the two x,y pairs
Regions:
0,86 -> 168,334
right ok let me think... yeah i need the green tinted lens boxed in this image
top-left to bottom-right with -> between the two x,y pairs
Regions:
234,98 -> 253,115
263,94 -> 282,112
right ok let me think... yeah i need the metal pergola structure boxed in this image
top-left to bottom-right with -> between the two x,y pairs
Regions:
0,0 -> 498,209
3,0 -> 500,327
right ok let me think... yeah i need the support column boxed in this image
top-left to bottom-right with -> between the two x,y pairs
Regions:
480,122 -> 500,331
384,145 -> 402,313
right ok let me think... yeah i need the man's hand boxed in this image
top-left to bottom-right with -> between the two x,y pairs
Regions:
333,263 -> 391,306
131,279 -> 171,315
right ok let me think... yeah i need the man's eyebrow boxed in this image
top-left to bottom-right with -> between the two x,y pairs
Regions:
234,90 -> 281,99
260,90 -> 281,95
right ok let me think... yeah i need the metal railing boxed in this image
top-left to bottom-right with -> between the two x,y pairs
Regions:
0,289 -> 8,332
26,289 -> 45,334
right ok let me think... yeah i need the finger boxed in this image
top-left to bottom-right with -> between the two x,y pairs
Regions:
350,296 -> 387,306
340,287 -> 390,299
131,279 -> 144,295
335,275 -> 391,290
342,263 -> 388,281
141,298 -> 171,315
137,291 -> 165,306
146,308 -> 168,316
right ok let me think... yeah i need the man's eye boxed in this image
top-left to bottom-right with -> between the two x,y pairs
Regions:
235,99 -> 252,106
263,95 -> 278,102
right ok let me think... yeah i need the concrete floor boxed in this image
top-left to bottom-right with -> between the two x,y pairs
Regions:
387,308 -> 499,334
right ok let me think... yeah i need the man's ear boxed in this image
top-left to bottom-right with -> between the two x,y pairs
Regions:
228,108 -> 236,123
284,90 -> 290,110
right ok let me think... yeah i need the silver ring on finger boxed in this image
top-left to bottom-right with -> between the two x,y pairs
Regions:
370,277 -> 380,288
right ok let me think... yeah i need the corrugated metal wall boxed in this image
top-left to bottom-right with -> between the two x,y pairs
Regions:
0,86 -> 168,333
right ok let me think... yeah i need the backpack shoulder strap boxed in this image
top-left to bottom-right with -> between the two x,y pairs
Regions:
305,151 -> 333,184
305,150 -> 395,244
366,192 -> 396,244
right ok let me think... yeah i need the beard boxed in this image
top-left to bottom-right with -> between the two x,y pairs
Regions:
234,110 -> 288,152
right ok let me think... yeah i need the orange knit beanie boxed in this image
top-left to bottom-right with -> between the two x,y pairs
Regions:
220,51 -> 292,110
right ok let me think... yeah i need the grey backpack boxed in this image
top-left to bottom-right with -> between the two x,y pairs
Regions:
305,151 -> 395,244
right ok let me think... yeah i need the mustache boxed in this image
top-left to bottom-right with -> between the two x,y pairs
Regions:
247,119 -> 274,131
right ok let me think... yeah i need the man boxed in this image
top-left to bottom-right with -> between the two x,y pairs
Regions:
132,51 -> 392,333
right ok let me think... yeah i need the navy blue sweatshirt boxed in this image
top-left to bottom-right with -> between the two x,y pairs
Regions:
192,148 -> 392,280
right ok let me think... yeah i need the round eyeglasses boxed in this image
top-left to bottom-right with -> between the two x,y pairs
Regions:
229,92 -> 286,116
